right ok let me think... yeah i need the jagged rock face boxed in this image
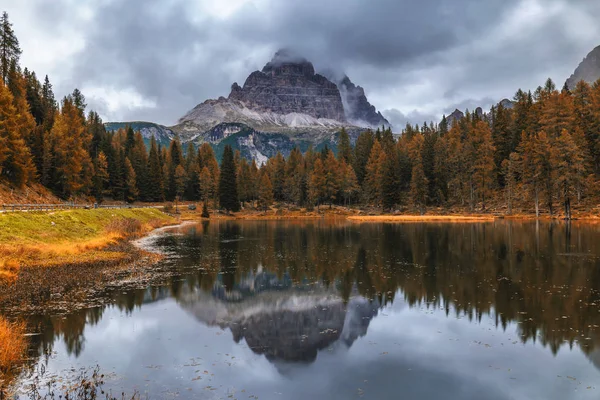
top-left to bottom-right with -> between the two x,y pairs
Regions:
499,99 -> 515,109
230,304 -> 346,363
566,45 -> 600,90
338,76 -> 390,127
447,109 -> 464,127
228,50 -> 346,122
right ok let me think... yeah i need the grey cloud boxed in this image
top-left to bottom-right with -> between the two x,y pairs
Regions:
383,109 -> 439,130
7,0 -> 600,127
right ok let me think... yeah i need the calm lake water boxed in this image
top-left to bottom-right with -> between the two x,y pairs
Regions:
12,220 -> 600,399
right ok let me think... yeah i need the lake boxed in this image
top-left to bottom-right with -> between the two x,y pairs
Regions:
10,220 -> 600,399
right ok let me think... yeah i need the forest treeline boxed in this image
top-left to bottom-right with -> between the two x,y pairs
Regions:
1,12 -> 599,217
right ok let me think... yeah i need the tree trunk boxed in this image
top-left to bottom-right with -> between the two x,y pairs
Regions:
507,185 -> 512,215
564,193 -> 571,220
481,176 -> 486,211
469,178 -> 475,212
534,189 -> 539,218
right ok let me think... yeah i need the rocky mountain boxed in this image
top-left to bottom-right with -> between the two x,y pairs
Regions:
229,50 -> 346,121
566,45 -> 600,90
174,49 -> 389,142
336,76 -> 389,127
106,50 -> 389,163
444,98 -> 514,127
499,98 -> 515,109
446,109 -> 464,127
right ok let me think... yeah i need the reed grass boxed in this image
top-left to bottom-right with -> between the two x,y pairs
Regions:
0,317 -> 26,381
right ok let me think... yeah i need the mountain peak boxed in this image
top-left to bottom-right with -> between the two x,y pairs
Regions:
566,45 -> 600,90
266,48 -> 310,66
262,49 -> 316,78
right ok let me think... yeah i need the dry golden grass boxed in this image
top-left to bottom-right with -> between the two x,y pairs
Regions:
347,214 -> 496,223
0,209 -> 174,279
0,260 -> 19,281
0,317 -> 26,378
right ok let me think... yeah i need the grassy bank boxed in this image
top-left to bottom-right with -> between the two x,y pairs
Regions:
0,208 -> 174,279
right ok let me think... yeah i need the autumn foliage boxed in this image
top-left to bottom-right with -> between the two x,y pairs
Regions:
0,12 -> 599,219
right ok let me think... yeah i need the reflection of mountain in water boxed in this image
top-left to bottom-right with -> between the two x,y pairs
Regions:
178,271 -> 379,364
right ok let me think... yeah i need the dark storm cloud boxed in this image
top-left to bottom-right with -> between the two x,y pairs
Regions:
9,0 -> 600,127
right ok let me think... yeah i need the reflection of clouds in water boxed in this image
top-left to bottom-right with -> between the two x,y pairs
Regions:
86,310 -> 160,343
20,221 -> 600,400
33,294 -> 600,400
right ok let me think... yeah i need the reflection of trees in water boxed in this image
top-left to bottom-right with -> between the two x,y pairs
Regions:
24,220 -> 600,369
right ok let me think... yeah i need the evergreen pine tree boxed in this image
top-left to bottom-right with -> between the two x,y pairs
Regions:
93,151 -> 109,201
309,158 -> 326,211
174,164 -> 187,208
410,160 -> 428,215
381,151 -> 399,212
258,170 -> 274,211
218,145 -> 240,212
0,72 -> 36,187
167,137 -> 184,200
501,152 -> 518,215
199,166 -> 214,204
471,121 -> 496,210
552,129 -> 586,219
324,150 -> 340,208
147,136 -> 164,202
0,12 -> 21,85
284,147 -> 304,204
124,157 -> 138,203
184,142 -> 200,201
268,152 -> 286,201
130,132 -> 149,200
339,161 -> 359,207
353,130 -> 374,185
439,115 -> 449,136
364,140 -> 384,206
338,127 -> 353,164
124,126 -> 135,156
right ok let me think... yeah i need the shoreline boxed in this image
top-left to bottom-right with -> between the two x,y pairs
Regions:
1,207 -> 598,312
346,215 -> 496,222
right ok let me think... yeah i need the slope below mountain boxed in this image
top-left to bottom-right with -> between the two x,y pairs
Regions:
104,121 -> 174,147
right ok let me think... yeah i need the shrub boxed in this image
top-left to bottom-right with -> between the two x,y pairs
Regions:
0,317 -> 26,376
104,218 -> 143,237
163,202 -> 174,214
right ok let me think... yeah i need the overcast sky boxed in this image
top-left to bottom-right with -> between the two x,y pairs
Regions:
3,0 -> 600,129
